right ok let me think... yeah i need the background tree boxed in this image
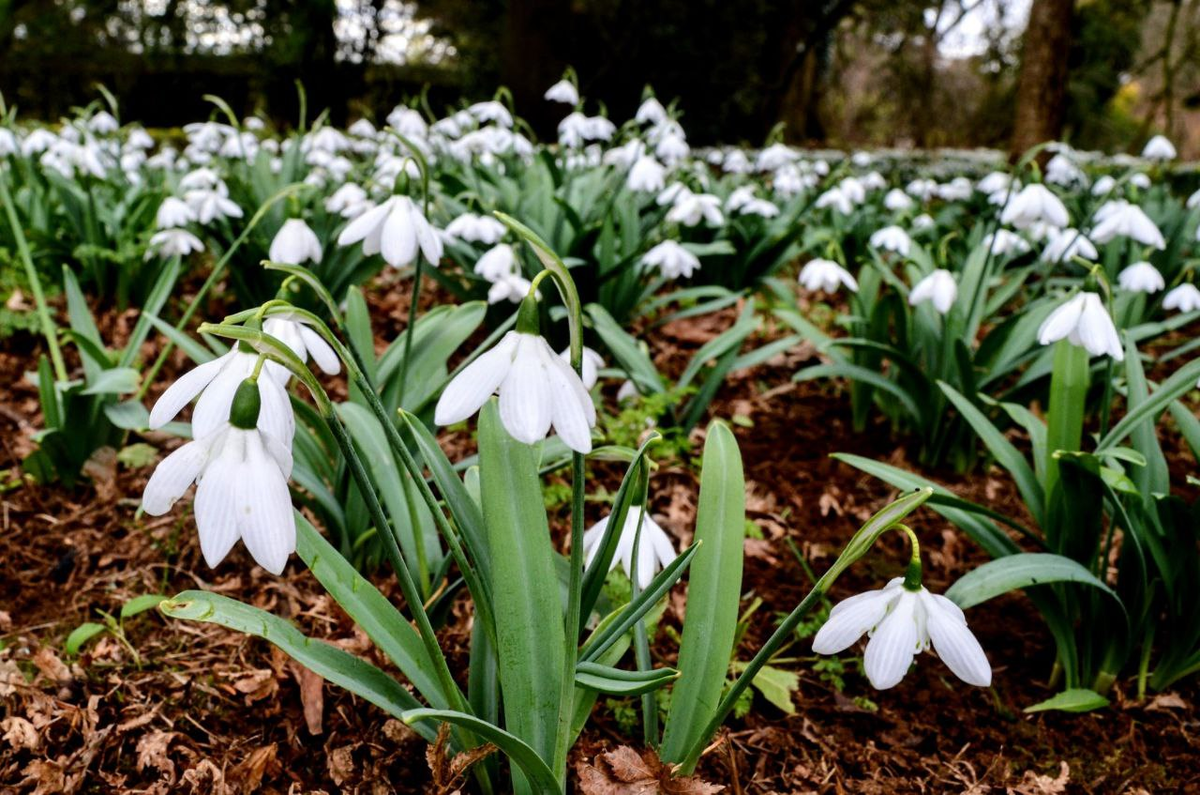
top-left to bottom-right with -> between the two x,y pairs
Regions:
1011,0 -> 1076,155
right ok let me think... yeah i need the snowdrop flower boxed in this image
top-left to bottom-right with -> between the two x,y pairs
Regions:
468,101 -> 513,128
1041,228 -> 1098,263
544,79 -> 579,105
149,348 -> 295,442
812,578 -> 991,690
1130,173 -> 1151,190
1142,135 -> 1176,161
1090,201 -> 1165,249
180,167 -> 221,191
185,183 -> 244,225
870,225 -> 912,256
1163,284 -> 1200,313
909,269 -> 957,314
1045,154 -> 1084,186
976,171 -> 1012,195
635,97 -> 668,126
435,330 -> 596,453
560,346 -> 604,390
387,107 -> 429,139
444,213 -> 506,245
583,508 -> 677,590
487,272 -> 534,305
911,214 -> 935,232
338,195 -> 442,268
1186,189 -> 1200,210
89,111 -> 120,135
861,171 -> 887,192
1117,262 -> 1165,294
325,183 -> 373,219
937,177 -> 974,201
722,150 -> 751,174
1038,292 -> 1124,360
142,383 -> 295,574
756,142 -> 797,172
0,129 -> 18,157
263,315 -> 340,375
156,197 -> 196,229
738,197 -> 780,218
725,186 -> 756,213
21,128 -> 57,156
269,219 -> 322,265
655,134 -> 689,165
147,228 -> 204,260
799,259 -> 858,294
906,178 -> 938,201
1001,184 -> 1069,230
627,156 -> 666,193
815,186 -> 854,215
1091,175 -> 1116,196
643,240 -> 700,280
348,118 -> 378,138
983,229 -> 1030,257
884,189 -> 913,212
616,380 -> 640,402
666,192 -> 724,227
474,243 -> 519,281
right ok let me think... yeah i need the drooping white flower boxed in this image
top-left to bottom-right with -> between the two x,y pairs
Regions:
269,219 -> 322,265
976,171 -> 1012,195
655,134 -> 689,165
1142,135 -> 1176,161
185,183 -> 244,225
1045,153 -> 1085,186
870,225 -> 912,256
1187,189 -> 1200,210
468,101 -> 513,128
642,240 -> 700,280
89,110 -> 120,135
815,186 -> 854,215
1117,262 -> 1165,294
666,191 -> 724,227
444,213 -> 506,245
337,195 -> 442,268
147,228 -> 204,260
982,229 -> 1030,256
142,421 -> 295,574
738,198 -> 780,218
1091,175 -> 1116,196
635,97 -> 668,126
812,578 -> 991,690
755,142 -> 797,172
156,197 -> 196,229
583,508 -> 677,590
799,259 -> 857,294
1041,228 -> 1098,263
560,346 -> 604,390
627,156 -> 666,193
909,269 -> 957,314
544,79 -> 579,105
884,188 -> 914,212
435,331 -> 596,453
325,183 -> 373,219
1001,184 -> 1069,230
474,243 -> 519,282
911,213 -> 935,231
1037,292 -> 1124,360
263,316 -> 340,376
1090,201 -> 1165,249
149,348 -> 295,442
486,272 -> 534,305
1163,283 -> 1200,313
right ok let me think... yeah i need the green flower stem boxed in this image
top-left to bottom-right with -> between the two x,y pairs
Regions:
1044,340 -> 1089,505
0,168 -> 67,380
198,322 -> 472,722
137,183 -> 306,400
676,487 -> 933,773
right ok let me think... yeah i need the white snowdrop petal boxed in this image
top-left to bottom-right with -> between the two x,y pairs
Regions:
922,592 -> 992,686
193,442 -> 244,568
141,438 -> 210,515
338,200 -> 390,247
863,594 -> 919,689
298,325 -> 341,375
1037,295 -> 1086,346
435,332 -> 518,426
148,354 -> 226,429
380,204 -> 418,267
191,362 -> 248,439
235,435 -> 295,575
498,336 -> 553,444
812,589 -> 895,655
257,373 -> 296,445
544,348 -> 594,453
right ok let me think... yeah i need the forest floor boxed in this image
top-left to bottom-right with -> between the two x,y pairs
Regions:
2,273 -> 1199,794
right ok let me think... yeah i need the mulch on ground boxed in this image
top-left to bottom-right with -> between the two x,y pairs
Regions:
2,276 -> 1198,794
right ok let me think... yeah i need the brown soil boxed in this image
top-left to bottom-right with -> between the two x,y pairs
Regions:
2,278 -> 1199,794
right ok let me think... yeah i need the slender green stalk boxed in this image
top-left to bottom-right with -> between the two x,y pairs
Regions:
1044,340 -> 1090,507
396,255 -> 424,406
0,169 -> 67,380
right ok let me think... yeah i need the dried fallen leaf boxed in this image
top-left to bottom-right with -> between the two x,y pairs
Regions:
291,662 -> 325,735
328,744 -> 358,787
576,745 -> 724,794
136,730 -> 181,781
230,743 -> 277,794
1011,761 -> 1069,795
1144,692 -> 1188,712
2,716 -> 39,750
31,647 -> 71,684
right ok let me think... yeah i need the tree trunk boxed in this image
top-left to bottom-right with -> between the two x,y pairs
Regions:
1011,0 -> 1076,157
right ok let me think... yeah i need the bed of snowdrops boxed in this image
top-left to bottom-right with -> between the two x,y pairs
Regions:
4,74 -> 1200,792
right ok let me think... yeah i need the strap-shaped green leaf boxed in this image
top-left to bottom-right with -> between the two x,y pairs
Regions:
660,420 -> 745,763
478,400 -> 564,785
160,590 -> 436,741
1099,356 -> 1200,452
294,514 -> 448,708
945,553 -> 1121,610
574,662 -> 679,696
